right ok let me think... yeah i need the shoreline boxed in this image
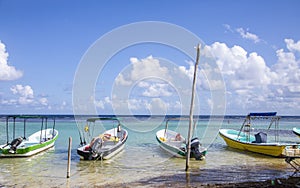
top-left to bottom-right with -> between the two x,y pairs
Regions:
0,166 -> 299,187
1,176 -> 299,188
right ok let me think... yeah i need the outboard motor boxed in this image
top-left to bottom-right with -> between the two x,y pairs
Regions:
90,137 -> 103,157
9,137 -> 23,154
190,137 -> 204,160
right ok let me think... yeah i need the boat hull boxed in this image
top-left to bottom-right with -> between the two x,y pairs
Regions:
77,143 -> 125,160
77,128 -> 128,160
219,129 -> 287,157
0,129 -> 58,158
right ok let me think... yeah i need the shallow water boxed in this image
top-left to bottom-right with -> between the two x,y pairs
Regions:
0,116 -> 299,187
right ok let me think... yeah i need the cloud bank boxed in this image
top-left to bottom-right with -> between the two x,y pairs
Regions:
0,41 -> 23,81
204,39 -> 300,114
97,38 -> 300,115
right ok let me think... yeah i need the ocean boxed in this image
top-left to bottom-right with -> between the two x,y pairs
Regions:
0,115 -> 299,187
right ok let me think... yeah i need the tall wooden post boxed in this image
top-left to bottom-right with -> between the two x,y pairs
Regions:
67,137 -> 72,178
186,44 -> 201,171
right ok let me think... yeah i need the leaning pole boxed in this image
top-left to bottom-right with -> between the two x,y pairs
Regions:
186,44 -> 201,171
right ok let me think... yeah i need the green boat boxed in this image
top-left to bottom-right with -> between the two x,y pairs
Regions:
0,115 -> 58,157
156,118 -> 206,160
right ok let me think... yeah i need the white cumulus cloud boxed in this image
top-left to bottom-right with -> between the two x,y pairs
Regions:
39,98 -> 48,106
94,96 -> 111,109
115,56 -> 171,86
10,85 -> 34,105
115,73 -> 132,86
7,84 -> 50,108
202,38 -> 300,114
285,39 -> 300,52
204,42 -> 275,90
0,41 -> 23,81
224,24 -> 260,44
273,39 -> 300,95
236,28 -> 260,43
147,98 -> 168,115
142,82 -> 173,97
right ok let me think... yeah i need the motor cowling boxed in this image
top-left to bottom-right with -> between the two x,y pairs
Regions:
90,137 -> 103,157
9,137 -> 23,154
190,137 -> 204,160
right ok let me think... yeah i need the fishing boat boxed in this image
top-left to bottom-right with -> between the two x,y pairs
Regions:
0,115 -> 58,157
219,112 -> 300,157
77,117 -> 128,160
292,127 -> 300,137
156,118 -> 207,160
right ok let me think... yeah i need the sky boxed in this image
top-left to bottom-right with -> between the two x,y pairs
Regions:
0,0 -> 300,116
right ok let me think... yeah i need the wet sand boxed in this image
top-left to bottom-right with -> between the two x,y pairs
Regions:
102,175 -> 300,188
1,177 -> 299,188
211,177 -> 300,188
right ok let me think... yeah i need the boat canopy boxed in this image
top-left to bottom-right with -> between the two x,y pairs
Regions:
164,117 -> 199,139
78,117 -> 121,146
166,117 -> 190,122
86,117 -> 120,123
238,112 -> 281,142
6,115 -> 54,119
4,115 -> 56,145
248,112 -> 277,117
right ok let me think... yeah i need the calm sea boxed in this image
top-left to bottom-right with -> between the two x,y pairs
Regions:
0,115 -> 299,187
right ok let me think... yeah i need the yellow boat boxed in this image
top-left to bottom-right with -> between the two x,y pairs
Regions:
219,112 -> 300,157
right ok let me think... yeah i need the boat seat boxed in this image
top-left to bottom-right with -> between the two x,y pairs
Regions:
168,140 -> 185,148
102,140 -> 117,147
22,141 -> 40,147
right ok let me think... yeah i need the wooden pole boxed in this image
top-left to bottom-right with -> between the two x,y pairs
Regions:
67,137 -> 72,178
185,44 -> 201,171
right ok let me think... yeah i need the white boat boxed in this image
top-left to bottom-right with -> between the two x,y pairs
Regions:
77,117 -> 128,160
156,118 -> 206,160
293,127 -> 300,137
0,115 -> 58,157
219,112 -> 300,157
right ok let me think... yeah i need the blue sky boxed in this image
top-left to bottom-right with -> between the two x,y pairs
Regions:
0,0 -> 300,115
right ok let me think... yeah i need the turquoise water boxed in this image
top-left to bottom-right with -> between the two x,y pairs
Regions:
0,115 -> 299,187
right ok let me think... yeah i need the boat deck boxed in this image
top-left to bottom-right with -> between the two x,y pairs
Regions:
99,140 -> 119,151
